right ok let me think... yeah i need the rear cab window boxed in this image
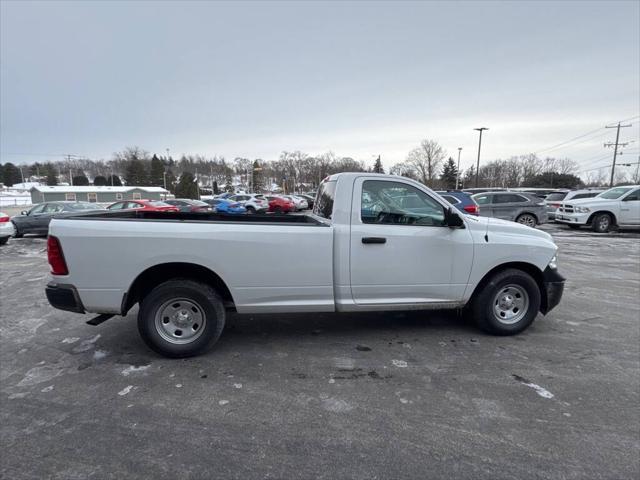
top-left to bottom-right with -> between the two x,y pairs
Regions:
313,181 -> 337,220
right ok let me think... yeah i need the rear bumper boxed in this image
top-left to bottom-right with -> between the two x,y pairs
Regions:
540,268 -> 565,315
45,282 -> 85,314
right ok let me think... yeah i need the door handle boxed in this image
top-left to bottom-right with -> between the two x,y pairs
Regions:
362,237 -> 386,244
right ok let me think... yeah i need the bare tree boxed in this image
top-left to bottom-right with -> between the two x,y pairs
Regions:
405,139 -> 446,187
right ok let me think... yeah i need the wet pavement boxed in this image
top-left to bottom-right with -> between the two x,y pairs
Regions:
1,224 -> 639,479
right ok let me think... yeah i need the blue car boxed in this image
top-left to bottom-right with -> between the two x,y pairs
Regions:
204,199 -> 247,215
435,191 -> 479,216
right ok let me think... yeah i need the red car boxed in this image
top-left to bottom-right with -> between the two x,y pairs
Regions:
107,200 -> 179,212
265,195 -> 295,213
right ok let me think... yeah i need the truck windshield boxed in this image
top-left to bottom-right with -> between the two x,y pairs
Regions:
597,187 -> 633,199
313,181 -> 336,219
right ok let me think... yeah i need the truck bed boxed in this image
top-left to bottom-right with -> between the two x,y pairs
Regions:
65,210 -> 327,226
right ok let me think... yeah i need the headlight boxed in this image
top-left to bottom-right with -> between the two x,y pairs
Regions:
548,254 -> 558,270
574,206 -> 590,213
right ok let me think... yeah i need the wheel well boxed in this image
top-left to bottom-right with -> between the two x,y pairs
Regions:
587,210 -> 616,226
517,212 -> 538,222
123,263 -> 235,314
469,262 -> 546,311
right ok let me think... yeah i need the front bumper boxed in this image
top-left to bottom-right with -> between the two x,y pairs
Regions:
540,267 -> 565,315
555,212 -> 590,225
46,282 -> 85,314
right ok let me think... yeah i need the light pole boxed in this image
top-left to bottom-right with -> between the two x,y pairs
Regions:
455,147 -> 462,190
473,127 -> 489,188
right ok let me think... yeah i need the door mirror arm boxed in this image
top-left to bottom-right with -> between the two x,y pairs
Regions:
445,207 -> 465,228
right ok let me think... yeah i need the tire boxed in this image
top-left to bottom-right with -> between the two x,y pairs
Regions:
0,237 -> 8,245
471,268 -> 541,336
274,206 -> 283,214
591,213 -> 612,233
516,213 -> 537,228
137,279 -> 226,358
12,222 -> 23,238
246,206 -> 255,214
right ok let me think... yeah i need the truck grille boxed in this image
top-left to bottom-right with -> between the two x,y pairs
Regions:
558,204 -> 574,213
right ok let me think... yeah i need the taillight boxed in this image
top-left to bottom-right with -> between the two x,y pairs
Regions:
0,216 -> 9,223
47,236 -> 69,275
464,205 -> 479,215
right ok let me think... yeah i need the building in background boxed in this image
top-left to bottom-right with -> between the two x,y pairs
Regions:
29,186 -> 169,204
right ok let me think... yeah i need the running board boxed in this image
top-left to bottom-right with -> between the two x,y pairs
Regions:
86,314 -> 115,326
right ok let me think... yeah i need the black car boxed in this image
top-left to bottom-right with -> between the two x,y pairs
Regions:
12,201 -> 104,237
297,194 -> 315,209
163,199 -> 212,212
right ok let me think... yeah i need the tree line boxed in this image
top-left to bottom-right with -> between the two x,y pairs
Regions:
3,139 -> 632,195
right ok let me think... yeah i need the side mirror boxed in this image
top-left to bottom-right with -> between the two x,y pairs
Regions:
445,207 -> 464,228
21,210 -> 28,216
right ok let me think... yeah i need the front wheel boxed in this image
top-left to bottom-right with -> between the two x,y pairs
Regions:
516,214 -> 537,228
137,279 -> 226,358
246,206 -> 255,214
471,269 -> 541,335
591,213 -> 612,233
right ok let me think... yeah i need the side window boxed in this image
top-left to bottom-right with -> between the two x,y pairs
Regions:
313,181 -> 337,220
30,204 -> 46,214
623,189 -> 640,201
65,193 -> 76,201
441,195 -> 460,205
44,203 -> 63,213
87,192 -> 97,203
494,194 -> 527,204
474,194 -> 492,205
572,193 -> 597,200
132,192 -> 142,200
361,180 -> 445,226
115,193 -> 123,200
127,202 -> 142,209
108,202 -> 123,210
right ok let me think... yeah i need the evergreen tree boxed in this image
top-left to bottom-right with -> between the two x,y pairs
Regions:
440,157 -> 458,190
72,174 -> 90,186
2,162 -> 21,186
107,174 -> 123,186
44,163 -> 58,185
165,169 -> 177,193
251,160 -> 263,192
224,169 -> 234,193
373,156 -> 384,174
149,154 -> 165,186
0,164 -> 5,185
175,172 -> 198,199
125,159 -> 148,185
93,175 -> 108,186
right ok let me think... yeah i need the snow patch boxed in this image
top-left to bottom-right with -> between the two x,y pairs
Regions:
93,350 -> 108,360
72,334 -> 101,353
321,397 -> 354,413
61,337 -> 80,344
218,400 -> 229,405
392,360 -> 408,368
41,385 -> 54,393
118,386 -> 133,396
233,383 -> 242,389
513,375 -> 554,399
121,365 -> 149,376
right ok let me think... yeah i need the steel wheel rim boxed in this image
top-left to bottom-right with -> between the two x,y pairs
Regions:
597,216 -> 609,230
154,298 -> 206,344
517,215 -> 535,227
492,284 -> 529,325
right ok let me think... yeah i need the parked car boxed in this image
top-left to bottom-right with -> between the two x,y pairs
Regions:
297,194 -> 315,209
545,189 -> 605,221
227,194 -> 269,213
107,200 -> 179,212
163,199 -> 212,212
555,185 -> 640,232
282,195 -> 308,211
203,198 -> 247,215
511,188 -> 568,199
0,212 -> 15,245
472,192 -> 547,227
435,191 -> 479,215
12,201 -> 105,237
265,195 -> 295,213
45,172 -> 564,358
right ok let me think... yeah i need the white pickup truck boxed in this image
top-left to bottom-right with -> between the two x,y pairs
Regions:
46,173 -> 565,358
554,185 -> 640,233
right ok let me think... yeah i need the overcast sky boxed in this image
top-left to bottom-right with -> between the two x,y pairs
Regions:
1,0 -> 639,174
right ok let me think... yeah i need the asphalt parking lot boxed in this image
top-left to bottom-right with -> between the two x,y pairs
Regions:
1,224 -> 639,480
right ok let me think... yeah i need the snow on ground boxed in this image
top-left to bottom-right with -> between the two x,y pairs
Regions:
0,195 -> 32,207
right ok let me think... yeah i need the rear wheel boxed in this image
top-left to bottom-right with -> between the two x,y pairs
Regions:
516,213 -> 537,228
471,269 -> 541,335
246,206 -> 255,214
137,279 -> 225,358
591,213 -> 612,233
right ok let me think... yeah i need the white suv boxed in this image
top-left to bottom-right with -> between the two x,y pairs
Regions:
228,194 -> 269,214
555,185 -> 640,232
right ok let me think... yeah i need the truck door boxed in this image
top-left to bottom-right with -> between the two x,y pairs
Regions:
349,178 -> 474,305
619,188 -> 640,224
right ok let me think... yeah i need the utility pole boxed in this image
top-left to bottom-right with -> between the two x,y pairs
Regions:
455,147 -> 462,190
474,127 -> 489,188
605,122 -> 631,187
